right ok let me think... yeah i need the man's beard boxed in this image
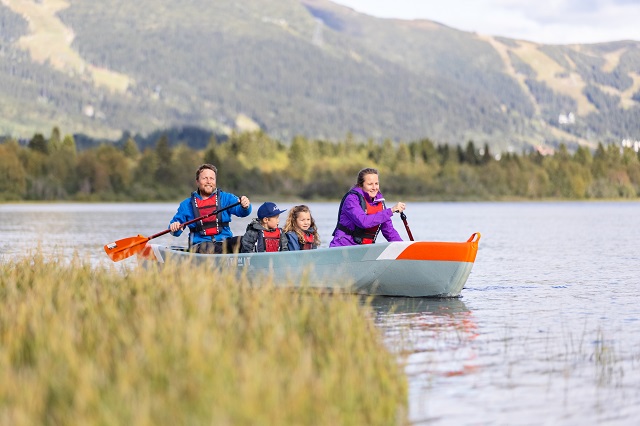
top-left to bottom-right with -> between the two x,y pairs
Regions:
199,186 -> 216,197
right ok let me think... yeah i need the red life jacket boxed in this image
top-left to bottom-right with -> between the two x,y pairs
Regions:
191,192 -> 229,237
262,228 -> 282,252
360,201 -> 384,244
333,190 -> 385,245
301,231 -> 315,250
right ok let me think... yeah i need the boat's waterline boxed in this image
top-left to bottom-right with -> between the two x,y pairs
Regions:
138,233 -> 481,297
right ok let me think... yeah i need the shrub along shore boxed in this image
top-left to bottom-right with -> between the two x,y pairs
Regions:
1,129 -> 639,202
0,254 -> 407,425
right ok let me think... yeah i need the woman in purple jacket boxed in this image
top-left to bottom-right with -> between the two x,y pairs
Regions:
330,168 -> 406,247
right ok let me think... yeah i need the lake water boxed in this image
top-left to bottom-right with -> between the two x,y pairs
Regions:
1,201 -> 640,425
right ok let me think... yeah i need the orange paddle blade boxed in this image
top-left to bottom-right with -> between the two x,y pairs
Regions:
104,235 -> 150,262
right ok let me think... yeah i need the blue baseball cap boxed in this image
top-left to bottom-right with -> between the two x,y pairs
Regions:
257,202 -> 287,219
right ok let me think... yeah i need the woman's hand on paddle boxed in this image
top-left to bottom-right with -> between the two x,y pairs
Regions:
170,221 -> 183,232
391,202 -> 406,214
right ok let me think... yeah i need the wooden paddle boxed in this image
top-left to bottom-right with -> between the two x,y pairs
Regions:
104,200 -> 242,262
400,212 -> 415,241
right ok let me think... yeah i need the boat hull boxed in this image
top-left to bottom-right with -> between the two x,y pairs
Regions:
139,233 -> 481,297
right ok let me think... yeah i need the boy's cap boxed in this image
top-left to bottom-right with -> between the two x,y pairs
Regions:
257,202 -> 287,219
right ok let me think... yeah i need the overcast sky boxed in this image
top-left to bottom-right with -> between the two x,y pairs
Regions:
331,0 -> 640,45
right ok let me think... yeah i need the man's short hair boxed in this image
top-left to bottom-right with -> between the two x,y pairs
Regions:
196,163 -> 217,180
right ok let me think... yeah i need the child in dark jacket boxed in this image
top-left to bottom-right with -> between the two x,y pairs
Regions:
283,205 -> 320,250
241,202 -> 289,253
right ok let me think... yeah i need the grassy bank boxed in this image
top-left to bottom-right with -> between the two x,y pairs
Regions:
0,254 -> 407,425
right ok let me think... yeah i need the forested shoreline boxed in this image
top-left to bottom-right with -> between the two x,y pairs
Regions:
1,128 -> 639,202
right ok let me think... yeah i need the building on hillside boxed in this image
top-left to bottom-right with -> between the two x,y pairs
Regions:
621,138 -> 640,152
558,112 -> 575,125
534,145 -> 555,156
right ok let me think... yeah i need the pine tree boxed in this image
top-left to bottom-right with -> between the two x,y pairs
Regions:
28,133 -> 49,154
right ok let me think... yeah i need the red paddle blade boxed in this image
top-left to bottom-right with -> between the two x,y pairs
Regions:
104,235 -> 150,262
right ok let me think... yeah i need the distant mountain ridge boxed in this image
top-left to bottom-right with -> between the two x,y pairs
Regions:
0,0 -> 639,152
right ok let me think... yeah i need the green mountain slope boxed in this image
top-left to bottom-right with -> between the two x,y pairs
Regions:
1,0 -> 639,152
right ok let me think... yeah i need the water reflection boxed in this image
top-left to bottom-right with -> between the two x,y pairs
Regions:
368,296 -> 470,316
367,297 -> 479,376
4,202 -> 640,424
366,296 -> 481,422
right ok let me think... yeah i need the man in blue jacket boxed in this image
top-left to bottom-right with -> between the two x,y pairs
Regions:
169,163 -> 251,253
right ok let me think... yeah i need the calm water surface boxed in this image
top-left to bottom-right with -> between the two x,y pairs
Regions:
1,201 -> 639,425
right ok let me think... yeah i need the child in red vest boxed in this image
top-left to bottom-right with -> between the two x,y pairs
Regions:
240,202 -> 290,253
283,205 -> 321,250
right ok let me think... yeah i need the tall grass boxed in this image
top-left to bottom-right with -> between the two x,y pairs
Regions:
0,253 -> 406,425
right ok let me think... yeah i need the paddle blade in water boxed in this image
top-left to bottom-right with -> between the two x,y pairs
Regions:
104,235 -> 149,262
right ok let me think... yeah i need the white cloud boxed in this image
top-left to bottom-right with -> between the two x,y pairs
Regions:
331,0 -> 640,44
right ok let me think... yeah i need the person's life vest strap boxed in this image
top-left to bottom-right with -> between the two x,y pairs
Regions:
332,190 -> 384,244
301,231 -> 315,250
191,192 -> 230,237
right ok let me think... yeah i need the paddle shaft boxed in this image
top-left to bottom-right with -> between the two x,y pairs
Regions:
104,200 -> 243,262
400,212 -> 414,241
155,200 -> 242,239
158,201 -> 240,240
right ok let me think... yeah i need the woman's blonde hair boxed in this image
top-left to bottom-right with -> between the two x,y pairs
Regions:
283,205 -> 321,246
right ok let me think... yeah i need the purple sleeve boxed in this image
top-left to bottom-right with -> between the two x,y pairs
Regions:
379,215 -> 403,242
342,193 -> 394,229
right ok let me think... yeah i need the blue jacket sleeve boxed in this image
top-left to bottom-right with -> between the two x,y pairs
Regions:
218,191 -> 252,222
169,197 -> 194,237
286,231 -> 301,251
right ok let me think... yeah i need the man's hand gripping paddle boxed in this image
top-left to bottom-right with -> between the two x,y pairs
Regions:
103,200 -> 242,262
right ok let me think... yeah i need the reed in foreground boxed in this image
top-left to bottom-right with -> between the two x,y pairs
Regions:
0,253 -> 407,425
